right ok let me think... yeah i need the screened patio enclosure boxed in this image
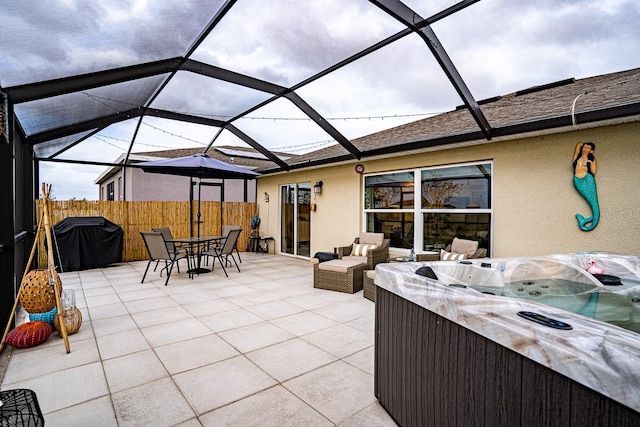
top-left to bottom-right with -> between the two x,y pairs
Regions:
2,1 -> 639,324
2,0 -> 501,174
0,0 -> 502,326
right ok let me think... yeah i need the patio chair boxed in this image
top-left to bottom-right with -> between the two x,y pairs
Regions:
202,228 -> 242,277
336,232 -> 390,270
203,225 -> 242,266
141,232 -> 191,286
220,225 -> 243,262
440,237 -> 487,260
152,227 -> 190,273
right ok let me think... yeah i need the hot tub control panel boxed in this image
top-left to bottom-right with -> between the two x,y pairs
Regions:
517,311 -> 573,330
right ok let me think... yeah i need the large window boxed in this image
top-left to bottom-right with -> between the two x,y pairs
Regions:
364,172 -> 415,249
364,162 -> 492,254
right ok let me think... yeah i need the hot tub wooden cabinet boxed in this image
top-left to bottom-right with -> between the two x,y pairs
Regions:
374,286 -> 640,427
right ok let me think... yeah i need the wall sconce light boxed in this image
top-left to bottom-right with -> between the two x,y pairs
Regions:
264,192 -> 270,203
313,181 -> 323,195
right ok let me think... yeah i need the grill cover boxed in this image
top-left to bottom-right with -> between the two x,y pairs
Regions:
53,217 -> 123,271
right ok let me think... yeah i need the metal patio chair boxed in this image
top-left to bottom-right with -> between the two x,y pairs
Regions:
141,231 -> 191,286
205,225 -> 242,265
202,228 -> 242,277
221,225 -> 243,262
152,227 -> 190,273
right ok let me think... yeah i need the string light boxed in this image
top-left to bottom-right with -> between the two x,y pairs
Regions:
239,112 -> 437,121
92,135 -> 127,150
80,91 -> 441,122
269,139 -> 336,153
80,73 -> 640,125
89,75 -> 640,156
92,135 -> 179,151
141,122 -> 208,145
92,131 -> 337,154
80,92 -> 136,112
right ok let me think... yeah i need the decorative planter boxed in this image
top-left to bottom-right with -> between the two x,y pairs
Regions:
61,289 -> 76,309
55,307 -> 82,335
19,269 -> 61,314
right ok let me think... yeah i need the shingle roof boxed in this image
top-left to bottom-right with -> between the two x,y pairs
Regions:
134,145 -> 298,170
96,145 -> 298,184
269,67 -> 640,173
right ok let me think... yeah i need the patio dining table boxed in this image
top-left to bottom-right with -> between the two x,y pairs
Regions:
167,235 -> 221,275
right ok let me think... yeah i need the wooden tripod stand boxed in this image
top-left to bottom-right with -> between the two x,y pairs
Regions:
0,183 -> 70,354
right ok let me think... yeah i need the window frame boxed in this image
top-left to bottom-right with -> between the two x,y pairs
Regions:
106,181 -> 115,201
363,161 -> 493,255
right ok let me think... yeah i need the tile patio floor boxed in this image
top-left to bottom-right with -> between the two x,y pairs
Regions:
1,253 -> 397,426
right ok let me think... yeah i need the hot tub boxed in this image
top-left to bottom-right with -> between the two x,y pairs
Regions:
374,252 -> 640,426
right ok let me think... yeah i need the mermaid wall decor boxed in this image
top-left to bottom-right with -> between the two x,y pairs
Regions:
572,141 -> 600,231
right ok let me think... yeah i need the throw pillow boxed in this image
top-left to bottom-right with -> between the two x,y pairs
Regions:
440,249 -> 467,261
29,306 -> 57,327
6,321 -> 53,349
351,244 -> 377,256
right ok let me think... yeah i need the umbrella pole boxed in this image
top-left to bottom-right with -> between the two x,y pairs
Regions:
197,178 -> 202,239
189,177 -> 194,238
191,178 -> 211,274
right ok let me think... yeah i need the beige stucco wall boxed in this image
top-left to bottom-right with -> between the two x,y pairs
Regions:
256,121 -> 640,258
256,163 -> 361,255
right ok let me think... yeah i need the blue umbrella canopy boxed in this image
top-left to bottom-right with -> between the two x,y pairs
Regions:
138,153 -> 260,179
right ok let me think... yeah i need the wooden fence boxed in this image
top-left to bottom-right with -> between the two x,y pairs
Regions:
37,200 -> 257,267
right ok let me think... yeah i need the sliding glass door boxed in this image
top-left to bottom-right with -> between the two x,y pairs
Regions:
280,183 -> 311,257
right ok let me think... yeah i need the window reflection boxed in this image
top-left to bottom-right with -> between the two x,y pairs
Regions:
423,213 -> 490,251
422,164 -> 491,209
365,172 -> 414,209
366,212 -> 414,249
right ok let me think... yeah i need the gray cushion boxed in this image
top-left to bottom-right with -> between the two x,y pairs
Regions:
359,232 -> 384,246
451,238 -> 479,258
341,255 -> 368,265
319,259 -> 366,272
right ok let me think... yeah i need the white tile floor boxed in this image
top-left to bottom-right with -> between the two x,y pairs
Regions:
1,253 -> 398,426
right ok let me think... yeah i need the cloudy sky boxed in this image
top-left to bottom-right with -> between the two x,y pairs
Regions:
2,0 -> 639,200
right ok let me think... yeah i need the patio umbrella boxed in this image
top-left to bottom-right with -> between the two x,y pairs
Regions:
138,153 -> 260,237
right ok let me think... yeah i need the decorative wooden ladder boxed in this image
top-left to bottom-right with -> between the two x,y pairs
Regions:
1,183 -> 70,354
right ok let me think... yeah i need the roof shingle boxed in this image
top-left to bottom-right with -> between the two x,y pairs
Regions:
273,67 -> 640,172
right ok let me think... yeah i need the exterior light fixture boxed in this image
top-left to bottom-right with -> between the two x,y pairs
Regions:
313,181 -> 323,195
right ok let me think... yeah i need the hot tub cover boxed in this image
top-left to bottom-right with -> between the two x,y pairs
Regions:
53,217 -> 123,271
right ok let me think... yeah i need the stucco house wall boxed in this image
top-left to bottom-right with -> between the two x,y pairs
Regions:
256,121 -> 640,258
96,147 -> 275,202
99,166 -> 257,202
